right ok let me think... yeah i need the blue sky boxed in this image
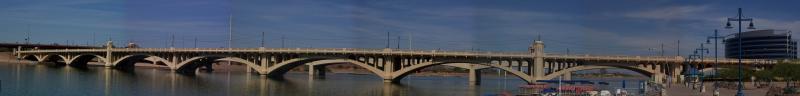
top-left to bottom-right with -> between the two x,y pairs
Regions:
1,0 -> 799,56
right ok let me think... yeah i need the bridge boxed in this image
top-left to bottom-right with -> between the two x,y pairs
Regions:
12,41 -> 777,84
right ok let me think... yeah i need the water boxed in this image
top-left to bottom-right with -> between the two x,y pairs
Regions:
0,63 -> 647,96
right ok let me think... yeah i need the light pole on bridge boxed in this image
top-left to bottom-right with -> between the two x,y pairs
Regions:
724,8 -> 756,96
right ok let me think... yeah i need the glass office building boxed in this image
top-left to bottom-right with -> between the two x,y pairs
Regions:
725,29 -> 796,59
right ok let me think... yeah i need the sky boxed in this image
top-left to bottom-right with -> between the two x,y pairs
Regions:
1,0 -> 799,56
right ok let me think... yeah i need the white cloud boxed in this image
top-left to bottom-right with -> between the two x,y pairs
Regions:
755,19 -> 800,33
624,5 -> 710,20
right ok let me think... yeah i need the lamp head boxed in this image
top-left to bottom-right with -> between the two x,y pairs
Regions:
747,21 -> 756,29
725,21 -> 733,29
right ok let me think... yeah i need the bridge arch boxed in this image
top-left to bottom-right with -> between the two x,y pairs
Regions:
20,54 -> 39,61
391,60 -> 534,83
542,65 -> 657,80
174,55 -> 261,74
263,57 -> 344,78
67,54 -> 107,67
215,57 -> 262,72
303,59 -> 387,78
113,54 -> 173,70
41,54 -> 68,62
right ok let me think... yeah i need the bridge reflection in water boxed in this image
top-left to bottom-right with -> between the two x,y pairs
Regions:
2,62 -> 551,96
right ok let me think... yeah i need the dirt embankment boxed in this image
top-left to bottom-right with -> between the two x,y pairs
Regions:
0,52 -> 26,64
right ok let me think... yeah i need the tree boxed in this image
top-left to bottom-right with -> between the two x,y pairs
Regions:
755,70 -> 773,80
717,68 -> 755,81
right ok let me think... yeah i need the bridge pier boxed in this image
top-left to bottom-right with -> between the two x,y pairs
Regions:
308,65 -> 326,77
246,67 -> 252,73
530,40 -> 545,81
468,68 -> 481,85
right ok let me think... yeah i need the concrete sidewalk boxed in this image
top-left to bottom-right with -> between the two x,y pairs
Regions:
664,82 -> 769,96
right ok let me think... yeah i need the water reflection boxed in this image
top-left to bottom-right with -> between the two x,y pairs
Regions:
0,63 -> 643,96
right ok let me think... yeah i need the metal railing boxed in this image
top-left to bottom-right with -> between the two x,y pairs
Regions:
16,48 -> 777,64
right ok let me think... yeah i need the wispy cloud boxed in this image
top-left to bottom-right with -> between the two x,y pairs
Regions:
624,5 -> 710,20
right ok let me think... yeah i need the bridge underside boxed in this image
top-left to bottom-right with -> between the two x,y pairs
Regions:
17,53 -> 688,85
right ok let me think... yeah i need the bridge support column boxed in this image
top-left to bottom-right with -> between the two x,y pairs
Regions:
383,57 -> 394,83
15,46 -> 21,59
468,67 -> 481,85
674,64 -> 684,83
654,73 -> 665,84
308,65 -> 326,76
104,41 -> 113,68
259,57 -> 267,75
246,67 -> 252,73
530,41 -> 545,82
170,56 -> 178,71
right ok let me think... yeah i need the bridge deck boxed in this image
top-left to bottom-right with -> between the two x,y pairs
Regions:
15,48 -> 776,64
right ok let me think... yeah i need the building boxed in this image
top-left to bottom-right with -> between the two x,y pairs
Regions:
725,29 -> 796,59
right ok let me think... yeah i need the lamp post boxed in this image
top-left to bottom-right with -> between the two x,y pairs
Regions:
687,52 -> 700,89
706,29 -> 726,95
696,43 -> 709,93
786,31 -> 793,59
725,8 -> 755,96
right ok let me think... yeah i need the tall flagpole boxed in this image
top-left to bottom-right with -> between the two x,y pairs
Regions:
228,13 -> 233,50
228,11 -> 233,66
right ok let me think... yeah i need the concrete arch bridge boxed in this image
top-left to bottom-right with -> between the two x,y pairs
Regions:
13,41 -> 777,84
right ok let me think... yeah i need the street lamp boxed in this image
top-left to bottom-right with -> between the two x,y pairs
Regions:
707,29 -> 726,95
687,51 -> 700,90
696,43 -> 709,92
725,8 -> 755,96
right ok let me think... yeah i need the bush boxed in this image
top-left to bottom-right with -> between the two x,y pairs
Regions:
0,47 -> 11,52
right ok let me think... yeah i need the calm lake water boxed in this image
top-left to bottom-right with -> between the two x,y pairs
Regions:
0,63 -> 647,96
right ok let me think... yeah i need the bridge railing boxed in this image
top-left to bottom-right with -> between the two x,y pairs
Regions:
14,48 -> 778,64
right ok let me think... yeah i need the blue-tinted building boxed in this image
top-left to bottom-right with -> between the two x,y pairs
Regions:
725,29 -> 796,59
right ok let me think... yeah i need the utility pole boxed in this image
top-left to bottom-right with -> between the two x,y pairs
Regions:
228,12 -> 233,50
92,32 -> 96,46
661,43 -> 665,56
386,32 -> 390,48
408,33 -> 412,49
677,40 -> 680,56
171,32 -> 175,48
228,13 -> 233,66
25,24 -> 30,44
27,25 -> 31,44
261,32 -> 265,48
397,36 -> 401,49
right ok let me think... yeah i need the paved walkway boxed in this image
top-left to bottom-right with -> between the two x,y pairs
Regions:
664,82 -> 769,96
